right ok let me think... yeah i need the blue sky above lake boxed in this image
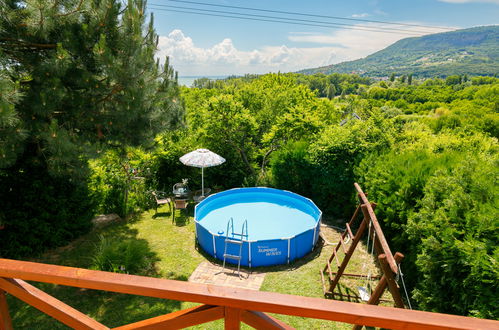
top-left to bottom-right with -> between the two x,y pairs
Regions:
149,0 -> 499,76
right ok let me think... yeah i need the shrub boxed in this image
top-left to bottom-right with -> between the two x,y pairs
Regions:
306,113 -> 395,217
406,156 -> 498,319
89,148 -> 152,217
0,159 -> 94,258
271,141 -> 318,199
91,235 -> 157,275
356,130 -> 498,318
356,149 -> 465,287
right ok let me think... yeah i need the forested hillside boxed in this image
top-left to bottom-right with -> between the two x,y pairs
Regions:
299,25 -> 499,77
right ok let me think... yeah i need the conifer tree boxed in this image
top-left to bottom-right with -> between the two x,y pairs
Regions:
1,0 -> 181,176
0,0 -> 182,256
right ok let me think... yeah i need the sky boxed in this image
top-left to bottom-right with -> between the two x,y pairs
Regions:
148,0 -> 499,76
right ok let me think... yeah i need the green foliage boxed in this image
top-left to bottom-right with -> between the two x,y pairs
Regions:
309,114 -> 394,216
0,154 -> 94,257
356,128 -> 498,316
407,156 -> 498,319
0,71 -> 25,168
0,0 -> 182,257
91,235 -> 157,275
1,0 -> 182,177
151,131 -> 209,191
270,141 -> 317,198
88,148 -> 152,217
182,73 -> 335,186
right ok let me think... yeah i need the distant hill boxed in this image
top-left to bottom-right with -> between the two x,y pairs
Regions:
298,25 -> 499,78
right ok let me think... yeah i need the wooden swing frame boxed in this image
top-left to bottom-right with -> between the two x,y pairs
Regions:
321,183 -> 406,325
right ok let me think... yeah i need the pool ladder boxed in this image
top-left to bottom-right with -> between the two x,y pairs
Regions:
222,218 -> 248,277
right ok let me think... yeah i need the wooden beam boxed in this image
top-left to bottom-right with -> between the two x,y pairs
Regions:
113,304 -> 224,330
0,289 -> 13,330
330,292 -> 392,304
368,253 -> 405,306
241,310 -> 294,330
355,183 -> 397,273
0,278 -> 108,330
0,259 -> 497,330
328,216 -> 369,293
326,260 -> 333,280
332,249 -> 340,267
345,223 -> 354,241
328,272 -> 381,280
224,307 -> 241,329
378,254 -> 405,308
337,233 -> 347,253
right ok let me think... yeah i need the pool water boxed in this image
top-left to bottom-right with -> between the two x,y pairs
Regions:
200,202 -> 317,240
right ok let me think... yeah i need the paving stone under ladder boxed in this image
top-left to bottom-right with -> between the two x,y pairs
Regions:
189,261 -> 265,291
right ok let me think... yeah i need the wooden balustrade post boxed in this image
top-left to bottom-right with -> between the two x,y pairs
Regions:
0,289 -> 13,330
224,307 -> 242,330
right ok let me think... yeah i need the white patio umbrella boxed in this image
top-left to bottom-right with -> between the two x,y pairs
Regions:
179,148 -> 225,197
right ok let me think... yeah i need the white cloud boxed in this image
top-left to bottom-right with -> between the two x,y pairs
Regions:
438,0 -> 499,3
287,24 -> 454,68
156,24 -> 455,76
157,29 -> 336,75
352,13 -> 369,18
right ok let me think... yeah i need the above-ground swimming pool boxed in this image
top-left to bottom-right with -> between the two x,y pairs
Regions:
194,187 -> 322,267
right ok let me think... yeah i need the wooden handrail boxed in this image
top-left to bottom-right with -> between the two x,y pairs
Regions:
355,182 -> 398,273
0,259 -> 497,329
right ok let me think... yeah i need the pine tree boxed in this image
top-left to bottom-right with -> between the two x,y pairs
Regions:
408,73 -> 413,85
389,73 -> 395,82
0,0 -> 183,256
1,0 -> 182,176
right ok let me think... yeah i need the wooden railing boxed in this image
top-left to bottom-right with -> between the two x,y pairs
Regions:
0,259 -> 497,329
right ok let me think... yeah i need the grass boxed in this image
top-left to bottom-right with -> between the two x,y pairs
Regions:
7,205 -> 390,329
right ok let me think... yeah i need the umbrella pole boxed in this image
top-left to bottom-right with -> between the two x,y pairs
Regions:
201,167 -> 204,197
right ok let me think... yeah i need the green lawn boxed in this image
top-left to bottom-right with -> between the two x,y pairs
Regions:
7,205 -> 386,329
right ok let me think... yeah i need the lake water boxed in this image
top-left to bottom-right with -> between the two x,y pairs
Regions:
177,76 -> 229,87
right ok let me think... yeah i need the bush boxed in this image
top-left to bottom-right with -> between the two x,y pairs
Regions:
307,114 -> 395,217
356,132 -> 498,318
91,235 -> 157,275
356,149 -> 465,287
0,158 -> 94,258
89,148 -> 152,217
271,141 -> 318,199
407,156 -> 498,318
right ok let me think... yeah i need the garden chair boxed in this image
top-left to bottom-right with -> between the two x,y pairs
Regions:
151,191 -> 172,215
172,197 -> 189,224
192,188 -> 212,203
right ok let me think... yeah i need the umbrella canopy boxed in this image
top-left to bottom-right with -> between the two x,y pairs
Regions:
179,148 -> 225,168
179,149 -> 225,196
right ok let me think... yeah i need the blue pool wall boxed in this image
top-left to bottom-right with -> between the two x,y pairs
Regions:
194,187 -> 322,267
